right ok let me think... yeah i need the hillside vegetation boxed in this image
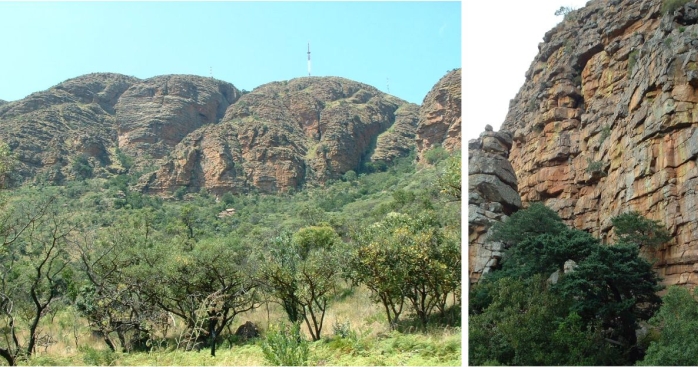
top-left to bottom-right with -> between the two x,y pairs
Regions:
0,147 -> 461,366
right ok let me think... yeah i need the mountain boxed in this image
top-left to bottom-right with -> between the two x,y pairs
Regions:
416,68 -> 461,161
0,73 -> 239,183
496,0 -> 698,287
140,76 -> 419,195
0,70 -> 466,195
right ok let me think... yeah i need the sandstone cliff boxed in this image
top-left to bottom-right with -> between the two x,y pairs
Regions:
140,77 -> 419,195
468,126 -> 522,284
0,73 -> 240,183
0,73 -> 139,182
501,0 -> 698,286
416,68 -> 461,160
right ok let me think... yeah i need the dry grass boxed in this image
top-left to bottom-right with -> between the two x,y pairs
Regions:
19,285 -> 461,366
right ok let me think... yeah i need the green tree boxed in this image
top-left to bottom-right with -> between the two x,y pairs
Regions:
437,154 -> 460,201
350,211 -> 460,328
0,143 -> 15,188
554,243 -> 663,363
260,225 -> 344,341
470,275 -> 621,366
489,202 -> 567,246
0,197 -> 72,366
640,286 -> 698,366
493,229 -> 597,281
147,237 -> 258,349
611,211 -> 671,249
75,212 -> 165,352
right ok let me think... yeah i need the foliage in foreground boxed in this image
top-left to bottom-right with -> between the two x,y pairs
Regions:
261,322 -> 310,366
639,286 -> 698,366
0,149 -> 461,365
471,203 -> 664,365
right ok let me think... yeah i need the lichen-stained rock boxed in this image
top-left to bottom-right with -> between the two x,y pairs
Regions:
501,0 -> 698,287
141,77 -> 418,195
115,75 -> 240,159
469,128 -> 522,284
0,73 -> 139,182
416,69 -> 461,160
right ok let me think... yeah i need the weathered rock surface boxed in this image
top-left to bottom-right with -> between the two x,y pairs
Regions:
0,73 -> 139,182
0,73 -> 419,194
416,68 -> 461,160
501,0 -> 698,287
115,75 -> 240,159
0,73 -> 240,183
140,77 -> 419,195
468,128 -> 522,284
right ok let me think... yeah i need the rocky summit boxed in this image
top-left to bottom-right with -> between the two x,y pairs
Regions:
416,68 -> 461,161
492,0 -> 698,287
468,126 -> 522,284
0,70 -> 461,195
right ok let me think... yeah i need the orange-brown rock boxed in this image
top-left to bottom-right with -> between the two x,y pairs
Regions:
140,77 -> 419,195
115,75 -> 240,159
501,0 -> 698,287
0,73 -> 240,184
416,68 -> 461,160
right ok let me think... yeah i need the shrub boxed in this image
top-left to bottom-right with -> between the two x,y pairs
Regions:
423,145 -> 450,165
628,50 -> 639,73
662,0 -> 690,15
261,323 -> 310,366
72,154 -> 94,179
79,345 -> 118,366
611,211 -> 671,249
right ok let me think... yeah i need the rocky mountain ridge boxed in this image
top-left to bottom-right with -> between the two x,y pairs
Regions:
497,0 -> 698,287
0,69 -> 461,195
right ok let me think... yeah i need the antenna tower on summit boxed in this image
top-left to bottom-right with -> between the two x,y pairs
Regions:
307,43 -> 312,77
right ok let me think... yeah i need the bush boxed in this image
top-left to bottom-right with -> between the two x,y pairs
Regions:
662,0 -> 690,15
640,286 -> 698,365
611,211 -> 671,249
261,323 -> 310,366
71,154 -> 94,179
423,145 -> 450,165
79,345 -> 118,366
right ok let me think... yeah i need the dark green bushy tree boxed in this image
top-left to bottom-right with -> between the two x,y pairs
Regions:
474,202 -> 665,364
489,202 -> 567,246
470,275 -> 622,366
612,211 -> 671,249
640,286 -> 698,366
554,243 -> 662,362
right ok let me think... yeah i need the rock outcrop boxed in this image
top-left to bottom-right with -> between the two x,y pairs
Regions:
501,0 -> 698,287
468,126 -> 522,284
0,73 -> 139,182
416,68 -> 461,160
115,75 -> 240,159
0,73 -> 239,183
0,73 -> 420,193
140,77 -> 419,195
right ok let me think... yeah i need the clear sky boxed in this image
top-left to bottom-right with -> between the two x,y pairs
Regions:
464,0 -> 591,141
0,1 -> 461,105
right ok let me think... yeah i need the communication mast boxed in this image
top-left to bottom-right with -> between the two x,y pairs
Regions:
387,78 -> 390,93
307,43 -> 311,77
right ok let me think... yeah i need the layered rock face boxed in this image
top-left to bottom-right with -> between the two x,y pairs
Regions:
0,73 -> 239,183
501,0 -> 698,286
140,77 -> 419,195
0,73 -> 139,182
416,68 -> 461,160
0,73 -> 419,193
468,126 -> 522,284
115,75 -> 240,159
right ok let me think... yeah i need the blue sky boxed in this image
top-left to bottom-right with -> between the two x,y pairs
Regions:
0,1 -> 461,105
